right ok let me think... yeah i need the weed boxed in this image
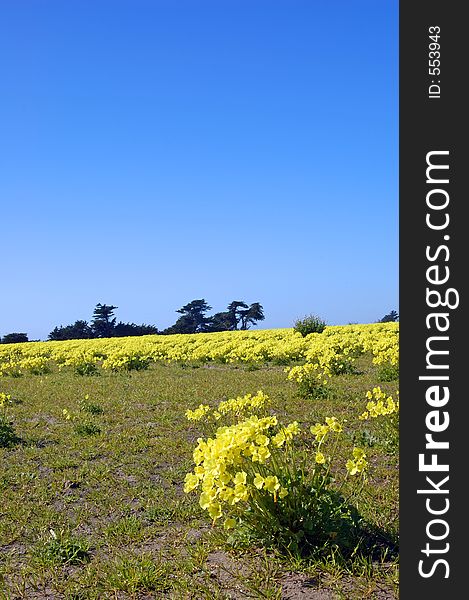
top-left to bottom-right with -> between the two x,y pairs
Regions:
34,530 -> 91,566
293,315 -> 327,336
73,421 -> 101,436
102,554 -> 171,593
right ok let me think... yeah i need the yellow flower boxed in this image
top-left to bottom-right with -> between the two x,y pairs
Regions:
208,502 -> 222,520
310,423 -> 329,440
223,517 -> 237,530
253,474 -> 265,489
315,452 -> 326,464
183,473 -> 199,493
185,404 -> 210,421
278,487 -> 288,499
199,490 -> 216,510
285,421 -> 300,437
234,483 -> 249,502
352,447 -> 366,460
264,476 -> 280,494
325,417 -> 343,433
233,471 -> 247,485
346,448 -> 368,475
219,487 -> 235,504
194,465 -> 205,478
252,446 -> 271,463
219,471 -> 231,485
346,459 -> 359,475
272,431 -> 286,447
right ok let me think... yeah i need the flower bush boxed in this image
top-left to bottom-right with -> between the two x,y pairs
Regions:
184,391 -> 369,555
285,363 -> 331,399
0,392 -> 20,448
359,386 -> 399,454
293,314 -> 327,336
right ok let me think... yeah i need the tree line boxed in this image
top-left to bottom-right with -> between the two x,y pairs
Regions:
50,300 -> 264,340
0,300 -> 266,343
0,305 -> 399,344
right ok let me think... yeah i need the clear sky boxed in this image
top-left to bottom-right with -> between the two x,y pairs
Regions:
0,0 -> 398,341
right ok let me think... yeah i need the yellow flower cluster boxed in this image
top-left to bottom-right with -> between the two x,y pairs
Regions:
0,323 -> 398,375
184,414 -> 293,523
359,386 -> 399,420
0,392 -> 12,409
271,421 -> 300,447
310,416 -> 343,440
285,324 -> 399,390
0,360 -> 23,377
184,387 -> 373,541
285,362 -> 330,385
185,391 -> 270,423
62,408 -> 73,421
217,390 -> 269,417
346,447 -> 368,475
185,404 -> 211,421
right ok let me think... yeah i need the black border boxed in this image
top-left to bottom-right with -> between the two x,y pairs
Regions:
400,2 -> 466,596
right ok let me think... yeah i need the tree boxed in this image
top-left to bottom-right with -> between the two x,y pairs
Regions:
1,332 -> 29,344
163,298 -> 265,335
239,302 -> 265,330
379,310 -> 399,323
165,299 -> 212,334
48,320 -> 93,341
91,303 -> 118,338
114,322 -> 159,337
226,301 -> 249,330
205,311 -> 233,332
208,301 -> 266,332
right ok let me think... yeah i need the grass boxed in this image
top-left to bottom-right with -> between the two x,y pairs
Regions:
0,357 -> 398,598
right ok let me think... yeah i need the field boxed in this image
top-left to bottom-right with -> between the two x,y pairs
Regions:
0,325 -> 399,599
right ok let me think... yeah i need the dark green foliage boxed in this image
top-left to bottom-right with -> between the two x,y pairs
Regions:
114,322 -> 159,336
378,310 -> 399,323
48,320 -> 93,341
1,332 -> 29,344
43,299 -> 265,339
293,315 -> 327,336
0,416 -> 20,447
296,380 -> 330,400
75,362 -> 100,376
378,363 -> 399,381
206,311 -> 236,332
73,421 -> 101,436
352,428 -> 381,449
204,301 -> 265,332
164,299 -> 212,334
79,400 -> 104,415
226,301 -> 249,330
239,302 -> 265,330
35,532 -> 91,566
163,314 -> 199,335
49,315 -> 158,341
234,485 -> 364,557
91,303 -> 118,338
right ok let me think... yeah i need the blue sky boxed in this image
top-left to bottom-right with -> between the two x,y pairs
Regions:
0,0 -> 398,340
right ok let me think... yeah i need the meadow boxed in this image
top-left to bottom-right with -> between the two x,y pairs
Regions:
0,325 -> 399,599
